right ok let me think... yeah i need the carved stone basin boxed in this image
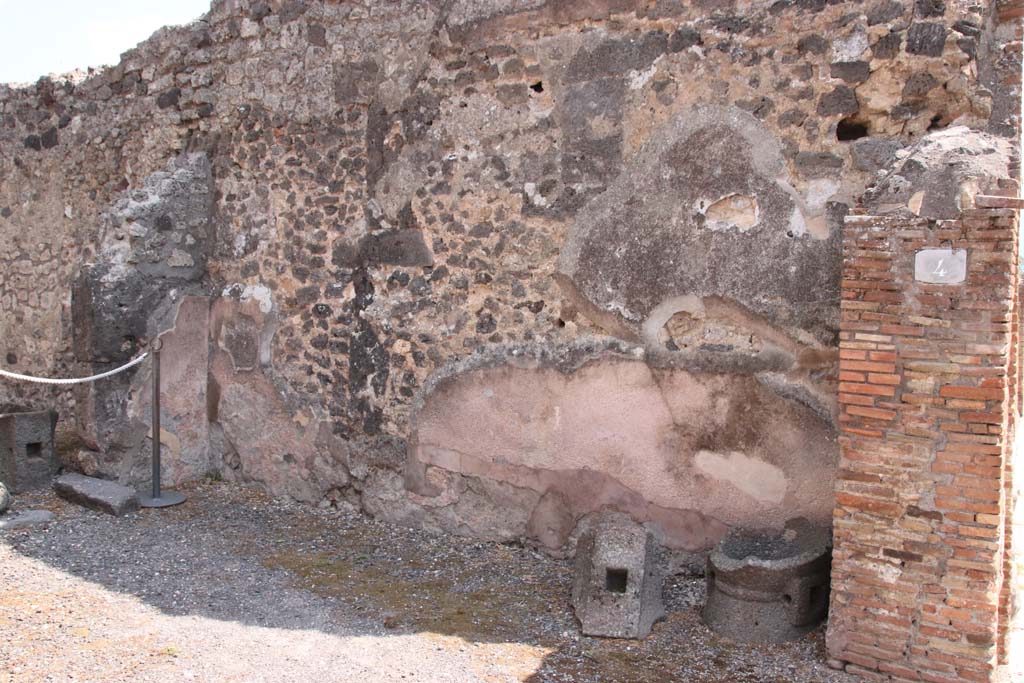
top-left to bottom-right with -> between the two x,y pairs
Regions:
702,518 -> 831,643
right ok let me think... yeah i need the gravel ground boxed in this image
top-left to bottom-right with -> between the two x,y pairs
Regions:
1,481 -> 857,683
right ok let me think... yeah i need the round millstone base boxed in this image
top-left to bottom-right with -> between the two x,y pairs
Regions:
702,518 -> 831,644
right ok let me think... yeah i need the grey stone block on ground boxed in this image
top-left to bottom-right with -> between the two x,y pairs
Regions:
0,509 -> 55,530
53,473 -> 140,516
0,481 -> 9,514
0,409 -> 59,493
571,512 -> 665,639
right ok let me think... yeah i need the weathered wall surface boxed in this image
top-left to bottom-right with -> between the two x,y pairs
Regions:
0,0 -> 1018,554
408,353 -> 835,550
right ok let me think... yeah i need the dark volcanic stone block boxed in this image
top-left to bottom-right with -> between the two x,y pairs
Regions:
830,61 -> 870,84
817,86 -> 859,117
907,22 -> 947,56
703,518 -> 831,643
0,410 -> 59,493
53,473 -> 140,516
571,512 -> 665,639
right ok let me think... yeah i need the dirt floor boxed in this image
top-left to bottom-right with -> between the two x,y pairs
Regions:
0,481 -> 856,683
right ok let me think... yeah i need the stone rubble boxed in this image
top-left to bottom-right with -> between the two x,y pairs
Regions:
0,509 -> 54,530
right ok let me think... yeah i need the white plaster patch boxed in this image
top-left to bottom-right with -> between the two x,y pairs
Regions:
788,207 -> 808,238
832,26 -> 869,61
694,450 -> 788,504
524,182 -> 548,207
243,285 -> 273,313
805,178 -> 839,213
642,294 -> 705,348
908,190 -> 925,215
233,231 -> 250,256
628,61 -> 659,90
957,180 -> 980,211
604,297 -> 639,323
224,283 -> 275,314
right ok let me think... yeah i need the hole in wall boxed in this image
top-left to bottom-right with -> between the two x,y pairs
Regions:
782,594 -> 792,604
556,318 -> 566,328
605,567 -> 628,593
927,114 -> 946,131
704,193 -> 759,231
26,442 -> 42,459
836,117 -> 869,141
530,81 -> 544,93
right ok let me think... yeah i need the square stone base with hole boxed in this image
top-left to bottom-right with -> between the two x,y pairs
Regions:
0,410 -> 59,493
571,512 -> 665,639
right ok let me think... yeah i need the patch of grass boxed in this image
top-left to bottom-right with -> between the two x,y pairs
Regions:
265,550 -> 554,641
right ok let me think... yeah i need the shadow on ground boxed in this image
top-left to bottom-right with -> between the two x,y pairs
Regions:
1,481 -> 851,683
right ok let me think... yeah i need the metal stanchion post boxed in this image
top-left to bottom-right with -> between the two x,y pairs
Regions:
139,337 -> 186,508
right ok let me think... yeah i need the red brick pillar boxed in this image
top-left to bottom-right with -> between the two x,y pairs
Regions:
993,2 -> 1024,671
827,207 -> 1021,682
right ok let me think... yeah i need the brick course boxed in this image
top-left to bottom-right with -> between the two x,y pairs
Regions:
827,208 -> 1021,681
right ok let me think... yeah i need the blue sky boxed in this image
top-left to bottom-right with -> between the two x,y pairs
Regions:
0,0 -> 212,84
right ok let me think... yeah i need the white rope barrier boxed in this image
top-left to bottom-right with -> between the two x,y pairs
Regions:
0,352 -> 149,385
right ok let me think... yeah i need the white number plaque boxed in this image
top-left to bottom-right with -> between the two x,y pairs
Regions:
914,248 -> 967,285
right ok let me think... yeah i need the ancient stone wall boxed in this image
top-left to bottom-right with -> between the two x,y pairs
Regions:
0,0 -> 1019,562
